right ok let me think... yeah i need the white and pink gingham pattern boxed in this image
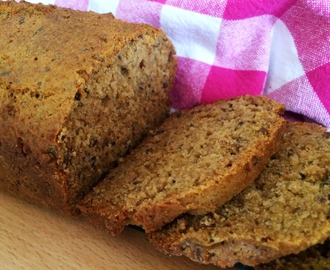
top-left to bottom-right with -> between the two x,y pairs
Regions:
25,0 -> 330,127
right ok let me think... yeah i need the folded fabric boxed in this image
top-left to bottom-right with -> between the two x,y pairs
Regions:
24,0 -> 330,128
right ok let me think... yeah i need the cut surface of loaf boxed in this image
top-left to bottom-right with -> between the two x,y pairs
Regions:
255,238 -> 330,270
0,1 -> 176,214
79,95 -> 285,234
149,122 -> 330,268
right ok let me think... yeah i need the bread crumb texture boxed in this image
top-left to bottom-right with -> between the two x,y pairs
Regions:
149,121 -> 330,268
0,1 -> 176,214
79,95 -> 285,234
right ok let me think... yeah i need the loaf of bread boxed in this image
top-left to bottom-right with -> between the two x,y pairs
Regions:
0,1 -> 176,214
148,122 -> 330,268
78,95 -> 285,234
256,238 -> 330,270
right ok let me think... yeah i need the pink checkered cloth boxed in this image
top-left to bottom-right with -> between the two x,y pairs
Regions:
36,0 -> 330,127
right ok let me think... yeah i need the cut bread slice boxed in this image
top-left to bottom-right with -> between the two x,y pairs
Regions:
79,95 -> 285,234
149,122 -> 330,267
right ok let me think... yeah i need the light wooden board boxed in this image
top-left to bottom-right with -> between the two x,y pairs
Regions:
0,191 -> 224,270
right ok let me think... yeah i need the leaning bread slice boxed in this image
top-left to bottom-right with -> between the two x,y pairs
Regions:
149,122 -> 330,267
79,95 -> 285,234
255,238 -> 330,270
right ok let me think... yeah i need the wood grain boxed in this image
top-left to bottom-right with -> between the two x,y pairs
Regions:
0,191 -> 222,270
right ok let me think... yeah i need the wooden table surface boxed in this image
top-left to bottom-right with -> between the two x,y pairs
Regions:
0,191 -> 224,270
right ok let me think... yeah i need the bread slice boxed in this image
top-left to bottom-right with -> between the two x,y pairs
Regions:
78,95 -> 285,234
0,1 -> 176,214
149,122 -> 330,267
256,238 -> 330,270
